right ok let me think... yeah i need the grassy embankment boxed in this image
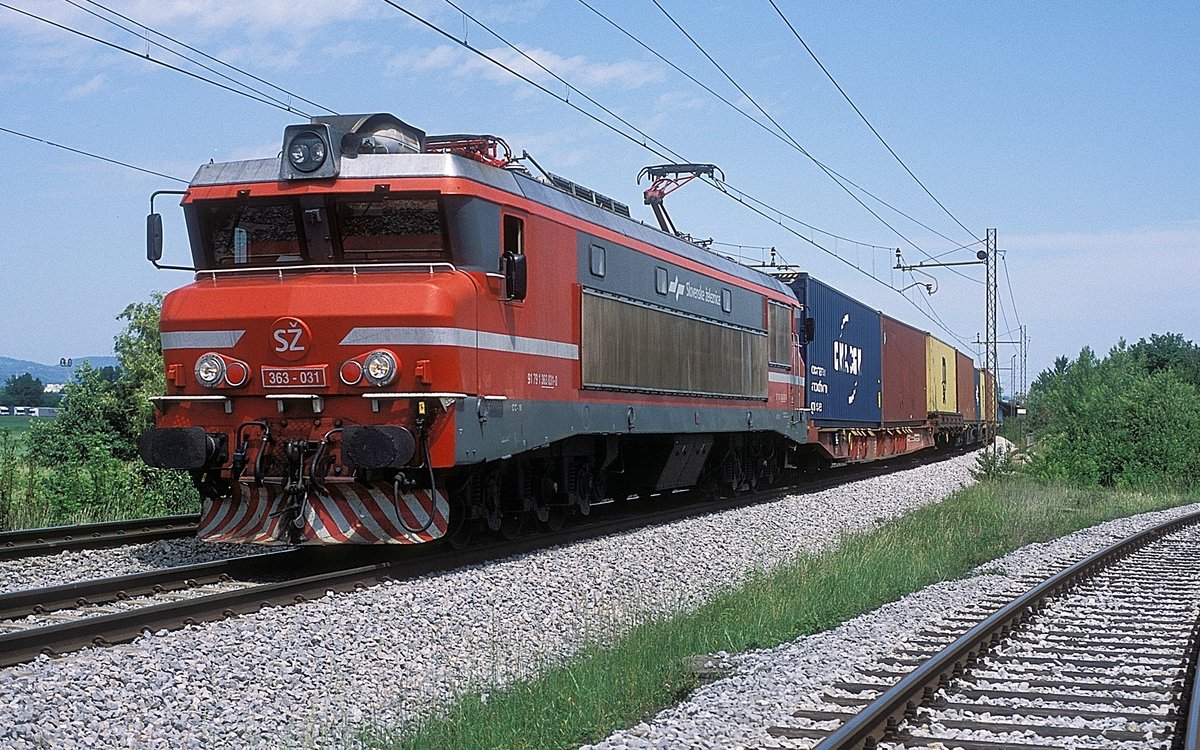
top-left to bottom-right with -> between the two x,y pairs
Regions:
0,426 -> 195,531
369,476 -> 1196,750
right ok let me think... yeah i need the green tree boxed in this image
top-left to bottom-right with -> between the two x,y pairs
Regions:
28,363 -> 134,463
2,374 -> 45,408
95,365 -> 122,383
1128,332 -> 1200,389
113,292 -> 166,437
28,293 -> 165,464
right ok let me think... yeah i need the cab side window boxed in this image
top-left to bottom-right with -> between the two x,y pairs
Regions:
501,214 -> 526,301
503,215 -> 523,257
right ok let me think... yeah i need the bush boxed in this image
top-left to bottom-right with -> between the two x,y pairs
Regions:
6,292 -> 198,529
970,446 -> 1018,482
1025,335 -> 1200,489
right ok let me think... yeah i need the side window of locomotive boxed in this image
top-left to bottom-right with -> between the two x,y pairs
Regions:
336,198 -> 447,261
589,243 -> 606,277
502,214 -> 524,259
206,203 -> 304,267
501,215 -> 526,301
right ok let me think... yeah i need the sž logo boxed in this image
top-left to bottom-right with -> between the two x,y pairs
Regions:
269,317 -> 312,362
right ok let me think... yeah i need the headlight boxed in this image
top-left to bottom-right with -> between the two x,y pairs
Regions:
287,130 -> 327,173
195,353 -> 226,388
363,350 -> 397,386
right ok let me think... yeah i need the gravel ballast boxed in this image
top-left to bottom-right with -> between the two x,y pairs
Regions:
0,453 -> 979,749
0,538 -> 271,597
582,501 -> 1200,750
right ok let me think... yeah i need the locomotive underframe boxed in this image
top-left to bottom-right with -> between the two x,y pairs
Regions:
149,391 -> 814,545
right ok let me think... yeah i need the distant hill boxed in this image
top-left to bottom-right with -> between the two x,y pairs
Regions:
0,356 -> 120,385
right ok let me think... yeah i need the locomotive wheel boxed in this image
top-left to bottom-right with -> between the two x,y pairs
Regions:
485,510 -> 503,533
574,462 -> 596,516
477,467 -> 504,533
443,499 -> 474,550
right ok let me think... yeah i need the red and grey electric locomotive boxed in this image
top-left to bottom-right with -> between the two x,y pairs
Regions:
138,113 -> 993,547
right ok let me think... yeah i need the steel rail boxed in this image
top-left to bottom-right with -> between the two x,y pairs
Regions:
0,559 -> 398,667
0,448 -> 964,668
813,507 -> 1200,750
0,514 -> 200,561
0,551 -> 294,621
1184,615 -> 1200,750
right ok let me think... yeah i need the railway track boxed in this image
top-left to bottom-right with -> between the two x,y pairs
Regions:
0,450 -> 963,668
0,514 -> 200,561
768,508 -> 1200,749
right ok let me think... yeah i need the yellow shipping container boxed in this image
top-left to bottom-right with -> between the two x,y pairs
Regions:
926,335 -> 958,413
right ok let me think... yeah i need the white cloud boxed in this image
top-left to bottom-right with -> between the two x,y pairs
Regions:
121,0 -> 383,38
389,44 -> 466,74
388,42 -> 661,92
65,73 -> 106,99
640,89 -> 711,132
214,43 -> 302,73
321,40 -> 378,61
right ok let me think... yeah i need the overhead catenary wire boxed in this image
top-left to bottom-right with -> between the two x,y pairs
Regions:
385,0 -> 896,264
574,0 -> 965,250
648,0 -> 978,284
1001,252 -> 1023,328
385,0 -> 972,346
435,0 -> 891,253
768,0 -> 975,242
0,2 -> 313,116
0,125 -> 188,183
64,0 -> 338,116
436,0 -> 963,277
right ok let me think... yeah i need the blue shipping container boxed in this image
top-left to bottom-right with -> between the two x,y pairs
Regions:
784,273 -> 882,425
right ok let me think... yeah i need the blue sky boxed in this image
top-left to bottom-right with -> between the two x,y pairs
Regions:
1,0 -> 1197,391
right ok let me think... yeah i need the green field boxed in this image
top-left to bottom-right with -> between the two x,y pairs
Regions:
0,416 -> 34,440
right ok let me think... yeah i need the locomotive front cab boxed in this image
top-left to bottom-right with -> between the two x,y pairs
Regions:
140,114 -> 529,545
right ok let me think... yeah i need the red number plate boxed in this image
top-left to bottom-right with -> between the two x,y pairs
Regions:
261,366 -> 327,388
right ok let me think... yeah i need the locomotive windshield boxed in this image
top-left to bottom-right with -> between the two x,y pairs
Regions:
195,194 -> 447,269
336,199 -> 445,261
207,203 -> 304,266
